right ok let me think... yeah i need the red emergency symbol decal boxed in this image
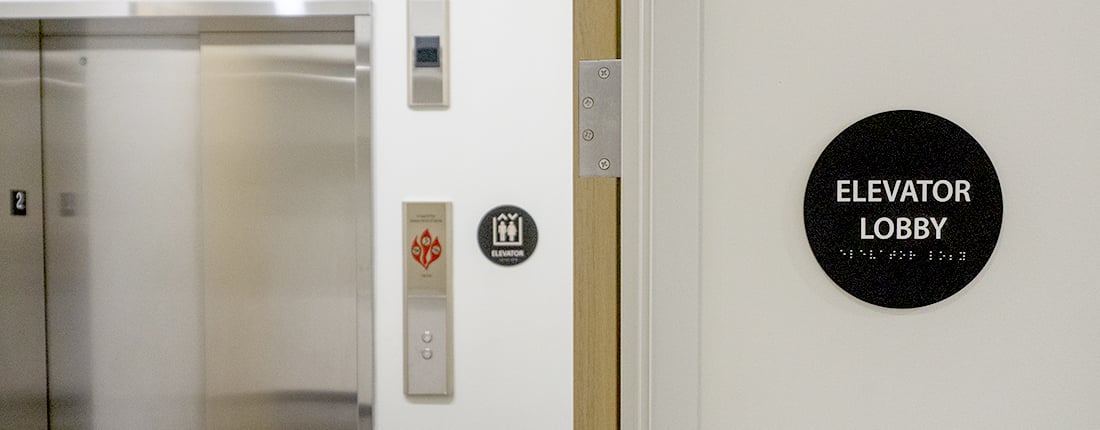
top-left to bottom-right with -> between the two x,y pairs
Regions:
411,228 -> 442,270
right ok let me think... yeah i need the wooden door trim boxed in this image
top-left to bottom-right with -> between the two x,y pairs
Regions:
574,0 -> 620,429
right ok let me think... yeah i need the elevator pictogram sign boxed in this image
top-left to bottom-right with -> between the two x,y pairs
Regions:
478,205 -> 538,266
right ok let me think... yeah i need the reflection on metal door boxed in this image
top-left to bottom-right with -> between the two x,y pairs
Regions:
200,31 -> 358,429
43,35 -> 206,429
33,14 -> 369,429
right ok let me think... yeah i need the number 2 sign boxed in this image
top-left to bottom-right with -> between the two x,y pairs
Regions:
11,190 -> 26,216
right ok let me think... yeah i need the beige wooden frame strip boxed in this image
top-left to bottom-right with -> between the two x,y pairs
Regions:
574,0 -> 620,428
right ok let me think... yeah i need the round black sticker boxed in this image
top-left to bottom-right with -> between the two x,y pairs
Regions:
478,205 -> 538,266
804,110 -> 1003,309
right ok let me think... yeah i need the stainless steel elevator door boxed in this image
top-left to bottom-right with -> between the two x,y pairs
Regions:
199,31 -> 357,430
41,29 -> 358,429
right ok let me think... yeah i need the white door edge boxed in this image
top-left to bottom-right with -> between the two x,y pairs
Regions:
621,0 -> 703,428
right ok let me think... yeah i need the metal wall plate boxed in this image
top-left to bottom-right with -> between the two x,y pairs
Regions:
579,59 -> 621,178
403,202 -> 453,396
407,0 -> 448,107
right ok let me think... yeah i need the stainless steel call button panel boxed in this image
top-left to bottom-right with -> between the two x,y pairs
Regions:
403,202 -> 452,396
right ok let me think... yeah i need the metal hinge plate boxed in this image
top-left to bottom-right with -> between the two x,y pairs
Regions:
579,59 -> 621,178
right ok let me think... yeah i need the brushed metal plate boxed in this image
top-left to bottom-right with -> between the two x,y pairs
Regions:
403,202 -> 452,396
579,59 -> 621,178
408,0 -> 448,107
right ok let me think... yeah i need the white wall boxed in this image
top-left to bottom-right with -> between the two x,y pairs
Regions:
372,1 -> 573,429
695,1 -> 1100,428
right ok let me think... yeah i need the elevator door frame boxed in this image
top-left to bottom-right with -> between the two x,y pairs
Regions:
0,2 -> 374,429
0,19 -> 48,430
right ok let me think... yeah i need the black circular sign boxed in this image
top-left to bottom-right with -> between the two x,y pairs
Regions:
478,205 -> 538,266
804,110 -> 1003,309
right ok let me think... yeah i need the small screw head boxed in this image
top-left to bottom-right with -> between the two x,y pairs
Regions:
582,129 -> 595,141
598,67 -> 610,79
598,158 -> 611,170
582,97 -> 594,109
78,57 -> 87,66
